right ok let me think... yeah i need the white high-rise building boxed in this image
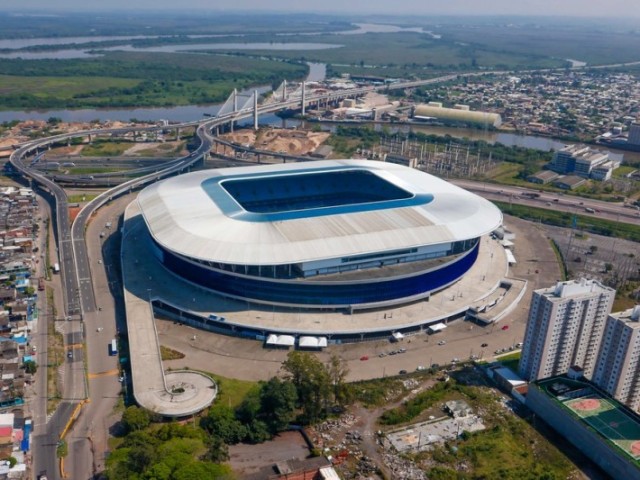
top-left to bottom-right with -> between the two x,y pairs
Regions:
592,306 -> 640,411
519,279 -> 615,381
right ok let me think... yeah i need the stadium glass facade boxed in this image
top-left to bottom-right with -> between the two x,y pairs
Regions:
151,237 -> 480,309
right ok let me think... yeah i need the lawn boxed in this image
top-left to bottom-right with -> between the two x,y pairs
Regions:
196,371 -> 258,409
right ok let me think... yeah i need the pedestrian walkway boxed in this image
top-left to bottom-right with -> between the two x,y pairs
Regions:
122,202 -> 217,417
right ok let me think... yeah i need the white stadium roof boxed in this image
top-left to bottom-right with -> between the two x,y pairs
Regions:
137,160 -> 502,266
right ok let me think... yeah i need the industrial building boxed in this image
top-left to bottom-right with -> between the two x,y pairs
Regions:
413,102 -> 502,128
548,144 -> 618,181
519,279 -> 616,381
137,160 -> 502,311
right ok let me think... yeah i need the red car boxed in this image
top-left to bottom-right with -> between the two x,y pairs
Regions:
501,325 -> 509,331
360,355 -> 369,361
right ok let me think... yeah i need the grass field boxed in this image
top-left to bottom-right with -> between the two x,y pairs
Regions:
565,394 -> 640,461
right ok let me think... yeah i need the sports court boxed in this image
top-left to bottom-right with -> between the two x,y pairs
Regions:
564,393 -> 640,461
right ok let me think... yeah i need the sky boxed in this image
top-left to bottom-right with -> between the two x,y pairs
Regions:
1,0 -> 639,18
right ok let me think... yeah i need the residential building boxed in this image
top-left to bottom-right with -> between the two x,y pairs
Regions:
519,279 -> 615,381
592,306 -> 640,411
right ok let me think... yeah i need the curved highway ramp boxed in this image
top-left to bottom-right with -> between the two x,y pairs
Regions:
122,201 -> 217,417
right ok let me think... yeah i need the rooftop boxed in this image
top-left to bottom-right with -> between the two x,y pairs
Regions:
137,160 -> 502,266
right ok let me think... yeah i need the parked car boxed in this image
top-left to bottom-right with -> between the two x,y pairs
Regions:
438,340 -> 446,346
481,343 -> 489,348
399,369 -> 408,375
359,355 -> 369,361
501,325 -> 509,330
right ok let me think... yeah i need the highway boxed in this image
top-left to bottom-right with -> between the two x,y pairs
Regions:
451,180 -> 640,225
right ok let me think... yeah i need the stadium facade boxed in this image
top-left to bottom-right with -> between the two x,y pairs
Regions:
137,160 -> 502,310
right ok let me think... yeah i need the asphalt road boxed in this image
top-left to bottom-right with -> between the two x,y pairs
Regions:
451,179 -> 640,225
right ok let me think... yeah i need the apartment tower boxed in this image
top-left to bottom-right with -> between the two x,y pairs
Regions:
592,306 -> 640,411
519,279 -> 615,381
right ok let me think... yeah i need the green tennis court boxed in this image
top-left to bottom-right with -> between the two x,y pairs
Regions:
565,394 -> 640,461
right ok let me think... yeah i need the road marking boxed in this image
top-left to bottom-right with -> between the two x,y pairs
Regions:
88,369 -> 119,379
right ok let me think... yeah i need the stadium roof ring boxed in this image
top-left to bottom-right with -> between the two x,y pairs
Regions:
137,159 -> 502,310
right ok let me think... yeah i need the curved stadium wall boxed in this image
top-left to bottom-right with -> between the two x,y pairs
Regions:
150,237 -> 480,309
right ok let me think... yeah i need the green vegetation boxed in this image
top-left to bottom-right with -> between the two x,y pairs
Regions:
46,287 -> 64,415
0,51 -> 307,110
380,380 -> 469,425
424,416 -> 572,479
494,201 -> 640,243
66,167 -> 124,175
201,373 -> 257,410
56,439 -> 68,458
105,422 -> 234,480
221,31 -> 564,75
121,406 -> 151,433
550,239 -> 568,281
24,360 -> 37,375
0,12 -> 353,40
379,373 -> 574,479
351,377 -> 408,407
67,193 -> 98,203
499,352 -> 521,373
160,346 -> 186,361
80,141 -> 134,157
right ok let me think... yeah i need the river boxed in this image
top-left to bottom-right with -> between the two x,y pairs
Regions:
265,119 -> 634,162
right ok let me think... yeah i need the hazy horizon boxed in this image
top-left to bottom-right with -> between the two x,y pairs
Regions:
1,0 -> 640,18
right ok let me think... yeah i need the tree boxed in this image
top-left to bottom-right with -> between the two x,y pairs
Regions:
121,405 -> 151,433
259,377 -> 297,433
24,360 -> 37,374
327,354 -> 350,406
200,405 -> 246,444
589,245 -> 598,253
236,386 -> 261,424
282,351 -> 331,423
202,435 -> 229,463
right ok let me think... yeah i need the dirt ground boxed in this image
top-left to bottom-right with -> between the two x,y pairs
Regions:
222,127 -> 330,156
229,430 -> 310,477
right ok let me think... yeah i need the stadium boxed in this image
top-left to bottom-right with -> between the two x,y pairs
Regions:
137,159 -> 502,311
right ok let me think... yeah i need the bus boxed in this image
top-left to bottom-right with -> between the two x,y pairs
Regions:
109,339 -> 118,356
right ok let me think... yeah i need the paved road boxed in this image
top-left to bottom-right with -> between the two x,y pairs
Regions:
451,180 -> 640,225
